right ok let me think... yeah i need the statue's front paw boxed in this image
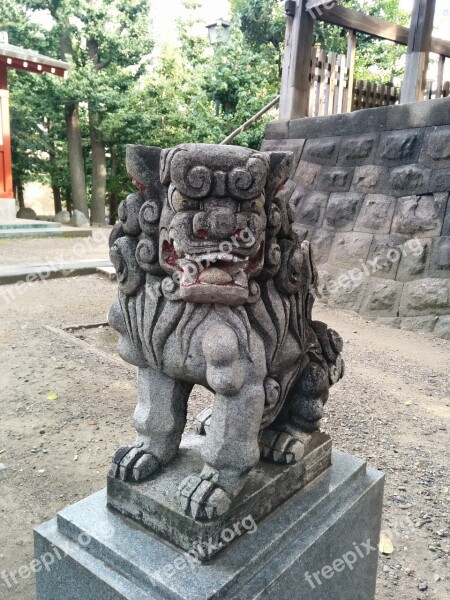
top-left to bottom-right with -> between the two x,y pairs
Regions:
110,444 -> 160,482
178,474 -> 231,520
260,430 -> 305,464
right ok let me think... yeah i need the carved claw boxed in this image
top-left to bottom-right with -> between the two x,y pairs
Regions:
178,472 -> 231,520
110,445 -> 160,482
259,430 -> 305,464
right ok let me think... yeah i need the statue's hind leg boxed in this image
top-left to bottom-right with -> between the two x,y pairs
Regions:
111,367 -> 192,482
178,324 -> 266,520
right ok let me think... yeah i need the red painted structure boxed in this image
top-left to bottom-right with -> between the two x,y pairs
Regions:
0,35 -> 69,215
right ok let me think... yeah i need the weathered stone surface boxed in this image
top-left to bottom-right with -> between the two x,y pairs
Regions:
420,127 -> 450,168
302,137 -> 340,165
366,234 -> 408,280
69,209 -> 90,227
391,194 -> 447,237
329,231 -> 373,267
294,160 -> 322,189
296,191 -> 329,226
351,165 -> 386,193
400,316 -> 439,333
434,315 -> 450,340
430,236 -> 450,272
289,106 -> 388,138
289,184 -> 307,207
106,143 -> 345,542
310,228 -> 335,264
386,97 -> 450,130
339,135 -> 378,165
265,119 -> 289,139
354,194 -> 396,233
260,138 -> 306,174
400,278 -> 449,316
396,238 -> 431,281
388,165 -> 431,196
375,317 -> 402,328
326,269 -> 367,310
378,130 -> 422,164
292,223 -> 312,241
430,170 -> 450,193
318,167 -> 355,192
16,207 -> 37,220
54,210 -> 71,224
323,193 -> 364,231
442,199 -> 450,236
360,279 -> 404,317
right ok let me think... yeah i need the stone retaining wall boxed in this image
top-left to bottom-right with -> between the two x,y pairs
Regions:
262,98 -> 450,339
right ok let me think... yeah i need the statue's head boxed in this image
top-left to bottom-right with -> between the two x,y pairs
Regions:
110,143 -> 295,306
158,144 -> 270,305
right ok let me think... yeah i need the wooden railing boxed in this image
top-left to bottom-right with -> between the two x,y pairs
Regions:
352,80 -> 399,110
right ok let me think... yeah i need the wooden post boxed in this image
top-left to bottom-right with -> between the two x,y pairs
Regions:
0,61 -> 13,201
342,29 -> 356,113
279,0 -> 315,120
436,55 -> 445,98
401,0 -> 437,104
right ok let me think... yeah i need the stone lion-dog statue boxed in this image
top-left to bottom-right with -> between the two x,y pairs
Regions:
108,143 -> 344,521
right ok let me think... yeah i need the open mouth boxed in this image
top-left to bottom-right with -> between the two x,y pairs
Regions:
161,241 -> 264,289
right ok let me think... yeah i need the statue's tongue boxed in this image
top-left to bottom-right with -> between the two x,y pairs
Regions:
198,268 -> 233,285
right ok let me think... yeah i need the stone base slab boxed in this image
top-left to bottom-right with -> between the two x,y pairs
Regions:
107,432 -> 332,560
35,451 -> 384,600
0,198 -> 16,220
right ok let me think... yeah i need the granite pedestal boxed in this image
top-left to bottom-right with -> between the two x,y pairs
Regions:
35,450 -> 384,600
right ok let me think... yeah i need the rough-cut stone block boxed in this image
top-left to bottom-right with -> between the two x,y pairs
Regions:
430,236 -> 450,272
329,231 -> 373,267
318,168 -> 355,192
400,316 -> 438,333
351,165 -> 386,193
323,193 -> 364,231
35,453 -> 384,600
353,194 -> 396,233
442,199 -> 450,236
434,315 -> 450,340
326,269 -> 367,311
289,184 -> 307,207
400,278 -> 450,316
302,137 -> 341,165
292,223 -> 312,241
386,98 -> 450,130
396,237 -> 431,281
294,160 -> 322,189
420,127 -> 450,168
260,138 -> 306,175
430,169 -> 450,193
366,234 -> 407,280
289,106 -> 388,138
391,193 -> 447,237
296,191 -> 329,227
338,134 -> 378,166
378,130 -> 423,164
265,119 -> 289,139
359,279 -> 404,317
310,228 -> 335,264
387,165 -> 431,196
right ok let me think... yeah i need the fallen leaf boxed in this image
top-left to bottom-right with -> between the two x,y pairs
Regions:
442,487 -> 449,494
0,449 -> 5,455
404,400 -> 413,406
73,455 -> 78,461
47,393 -> 58,401
379,532 -> 394,555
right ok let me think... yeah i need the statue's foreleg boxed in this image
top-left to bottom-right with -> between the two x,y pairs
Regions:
111,367 -> 192,482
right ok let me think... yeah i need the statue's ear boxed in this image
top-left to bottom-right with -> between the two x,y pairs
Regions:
265,151 -> 293,200
126,145 -> 162,196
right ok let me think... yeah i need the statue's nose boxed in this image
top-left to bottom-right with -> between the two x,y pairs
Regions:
193,208 -> 237,240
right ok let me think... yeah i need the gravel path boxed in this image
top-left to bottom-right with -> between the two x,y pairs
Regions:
0,273 -> 448,600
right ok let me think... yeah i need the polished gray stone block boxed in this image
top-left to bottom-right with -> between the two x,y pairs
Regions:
35,451 -> 384,600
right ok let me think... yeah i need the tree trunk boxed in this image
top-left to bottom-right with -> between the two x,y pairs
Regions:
52,186 -> 62,214
14,182 -> 25,208
65,102 -> 89,217
109,145 -> 119,225
89,107 -> 106,225
65,188 -> 73,214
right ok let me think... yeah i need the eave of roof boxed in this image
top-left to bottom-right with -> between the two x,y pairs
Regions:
0,42 -> 70,77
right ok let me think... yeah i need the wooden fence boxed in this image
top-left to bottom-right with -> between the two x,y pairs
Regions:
352,80 -> 399,111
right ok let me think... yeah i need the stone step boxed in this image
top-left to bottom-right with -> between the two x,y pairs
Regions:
0,219 -> 62,230
0,259 -> 113,285
0,226 -> 92,239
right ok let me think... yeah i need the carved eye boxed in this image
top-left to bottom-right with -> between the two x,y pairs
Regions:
240,194 -> 265,214
170,189 -> 198,212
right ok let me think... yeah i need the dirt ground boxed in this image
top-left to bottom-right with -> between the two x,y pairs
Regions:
0,249 -> 449,599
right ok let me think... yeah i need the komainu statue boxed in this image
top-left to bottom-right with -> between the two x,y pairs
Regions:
108,143 -> 344,522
